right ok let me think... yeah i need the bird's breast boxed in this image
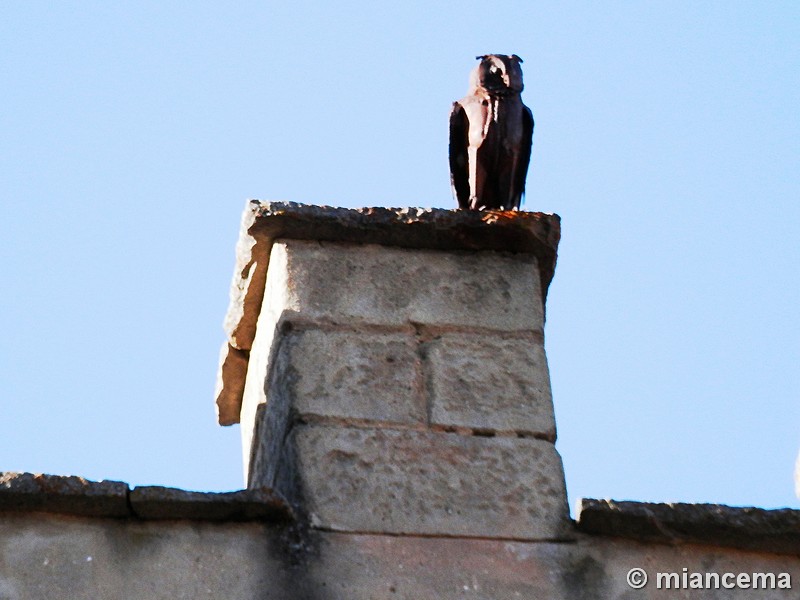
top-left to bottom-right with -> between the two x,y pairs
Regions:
487,98 -> 525,149
459,93 -> 528,151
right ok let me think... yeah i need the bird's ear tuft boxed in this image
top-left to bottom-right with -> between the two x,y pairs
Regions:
475,55 -> 489,61
511,54 -> 523,63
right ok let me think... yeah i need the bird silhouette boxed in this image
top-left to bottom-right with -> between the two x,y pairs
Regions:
449,54 -> 534,210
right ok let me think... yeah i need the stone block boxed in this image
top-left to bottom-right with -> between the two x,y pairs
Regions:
277,328 -> 425,425
271,240 -> 544,332
426,332 -> 556,439
282,425 -> 570,540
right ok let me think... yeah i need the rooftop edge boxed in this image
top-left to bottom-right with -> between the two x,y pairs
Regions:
0,472 -> 292,522
577,498 -> 800,557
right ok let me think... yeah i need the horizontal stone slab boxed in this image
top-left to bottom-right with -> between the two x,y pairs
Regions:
577,498 -> 800,557
0,472 -> 292,522
426,332 -> 555,438
276,328 -> 425,425
284,425 -> 570,540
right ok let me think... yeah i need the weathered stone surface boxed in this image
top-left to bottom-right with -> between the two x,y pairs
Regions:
0,472 -> 129,518
214,342 -> 249,426
0,514 -> 299,600
279,328 -> 425,425
218,202 -> 559,427
577,498 -> 800,556
281,425 -> 570,540
3,513 -> 797,600
129,485 -> 291,521
231,238 -> 547,428
426,332 -> 555,438
272,239 -> 544,331
312,532 -> 800,599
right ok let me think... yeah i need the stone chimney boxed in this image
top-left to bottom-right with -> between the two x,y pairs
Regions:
215,201 -> 570,540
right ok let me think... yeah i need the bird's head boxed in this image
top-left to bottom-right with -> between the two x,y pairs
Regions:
470,54 -> 525,96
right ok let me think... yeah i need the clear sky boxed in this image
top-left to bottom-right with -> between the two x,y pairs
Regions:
1,2 -> 798,512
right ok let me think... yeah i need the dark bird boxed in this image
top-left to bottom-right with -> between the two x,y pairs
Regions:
449,54 -> 534,210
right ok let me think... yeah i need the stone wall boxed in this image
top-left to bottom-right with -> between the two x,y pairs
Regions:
1,506 -> 798,599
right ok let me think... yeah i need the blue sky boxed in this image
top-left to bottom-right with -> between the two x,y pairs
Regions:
1,2 -> 798,511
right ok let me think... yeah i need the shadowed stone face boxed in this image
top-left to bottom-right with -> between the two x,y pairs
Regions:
285,426 -> 570,539
1,514 -> 798,599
